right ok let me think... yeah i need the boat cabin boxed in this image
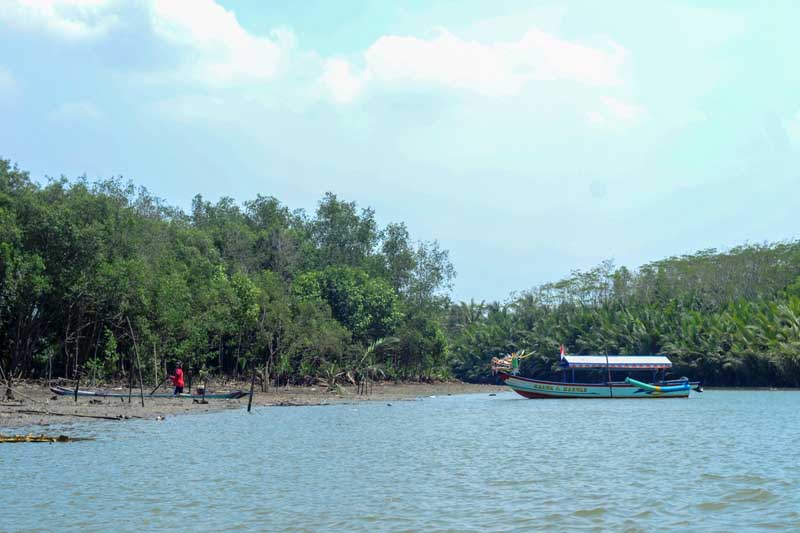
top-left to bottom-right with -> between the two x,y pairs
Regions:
558,355 -> 674,385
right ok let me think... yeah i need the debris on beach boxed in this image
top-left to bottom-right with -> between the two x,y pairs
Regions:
1,434 -> 94,443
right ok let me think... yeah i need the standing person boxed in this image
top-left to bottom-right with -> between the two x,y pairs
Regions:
169,361 -> 185,395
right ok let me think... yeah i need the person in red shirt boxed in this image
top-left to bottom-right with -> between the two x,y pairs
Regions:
169,361 -> 185,395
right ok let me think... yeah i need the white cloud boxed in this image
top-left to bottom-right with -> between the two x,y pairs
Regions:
2,0 -> 638,121
586,96 -> 646,128
1,0 -> 120,40
321,27 -> 628,103
1,0 -> 293,88
320,59 -> 365,104
51,100 -> 104,121
601,96 -> 645,122
146,1 -> 292,87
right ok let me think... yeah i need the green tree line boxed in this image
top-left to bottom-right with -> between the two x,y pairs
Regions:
448,249 -> 800,386
5,158 -> 800,388
0,160 -> 455,387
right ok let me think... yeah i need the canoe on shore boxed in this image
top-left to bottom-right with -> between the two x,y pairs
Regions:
49,386 -> 247,400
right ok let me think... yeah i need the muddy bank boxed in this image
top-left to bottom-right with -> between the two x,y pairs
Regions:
1,381 -> 503,429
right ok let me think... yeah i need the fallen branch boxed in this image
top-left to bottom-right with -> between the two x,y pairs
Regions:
1,434 -> 95,443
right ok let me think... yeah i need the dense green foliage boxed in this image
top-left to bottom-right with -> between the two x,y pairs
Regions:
0,160 -> 455,386
4,158 -> 800,388
448,252 -> 800,386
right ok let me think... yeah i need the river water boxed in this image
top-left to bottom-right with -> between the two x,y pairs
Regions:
3,390 -> 799,531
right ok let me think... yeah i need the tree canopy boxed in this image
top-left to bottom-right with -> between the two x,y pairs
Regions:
0,159 -> 454,386
3,158 -> 800,388
448,248 -> 800,386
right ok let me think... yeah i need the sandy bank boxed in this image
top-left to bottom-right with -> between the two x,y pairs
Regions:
1,381 -> 503,429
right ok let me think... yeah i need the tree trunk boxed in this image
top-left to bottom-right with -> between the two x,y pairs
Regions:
153,341 -> 158,386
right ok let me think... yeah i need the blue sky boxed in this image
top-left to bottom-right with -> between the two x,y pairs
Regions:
1,0 -> 799,302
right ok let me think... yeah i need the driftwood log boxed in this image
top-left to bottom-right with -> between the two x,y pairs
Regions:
1,434 -> 94,443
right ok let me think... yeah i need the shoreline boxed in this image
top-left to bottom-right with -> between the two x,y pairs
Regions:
5,382 -> 795,431
0,381 -> 504,430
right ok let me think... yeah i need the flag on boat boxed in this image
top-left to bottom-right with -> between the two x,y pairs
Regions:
560,344 -> 566,359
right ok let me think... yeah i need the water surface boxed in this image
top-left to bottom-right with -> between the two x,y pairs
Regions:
3,390 -> 799,531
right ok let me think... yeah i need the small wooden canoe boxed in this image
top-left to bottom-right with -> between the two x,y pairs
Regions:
624,377 -> 691,393
50,386 -> 246,399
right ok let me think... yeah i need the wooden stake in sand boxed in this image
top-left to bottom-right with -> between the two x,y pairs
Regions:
0,365 -> 14,401
127,359 -> 133,404
127,316 -> 146,408
74,368 -> 81,403
247,359 -> 257,413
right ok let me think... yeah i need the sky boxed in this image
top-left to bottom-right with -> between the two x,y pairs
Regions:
1,0 -> 799,302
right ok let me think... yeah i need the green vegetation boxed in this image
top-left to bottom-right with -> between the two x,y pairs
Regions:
3,158 -> 800,387
0,160 -> 454,386
448,253 -> 800,387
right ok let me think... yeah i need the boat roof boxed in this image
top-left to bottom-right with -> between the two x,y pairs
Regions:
559,355 -> 672,369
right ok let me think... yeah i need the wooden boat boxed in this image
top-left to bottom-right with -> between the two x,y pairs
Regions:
49,385 -> 246,399
498,354 -> 700,399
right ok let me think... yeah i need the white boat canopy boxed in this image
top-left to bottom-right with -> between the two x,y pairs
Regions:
559,355 -> 672,370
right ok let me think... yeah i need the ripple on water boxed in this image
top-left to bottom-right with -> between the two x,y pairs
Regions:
725,487 -> 777,503
696,500 -> 730,512
621,525 -> 646,533
573,507 -> 607,517
3,390 -> 800,531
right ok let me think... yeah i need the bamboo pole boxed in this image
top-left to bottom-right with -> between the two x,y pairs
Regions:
1,365 -> 14,401
127,317 -> 145,408
136,356 -> 145,408
127,342 -> 134,404
149,376 -> 169,396
74,368 -> 81,403
128,357 -> 133,404
153,342 -> 157,386
247,360 -> 256,413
